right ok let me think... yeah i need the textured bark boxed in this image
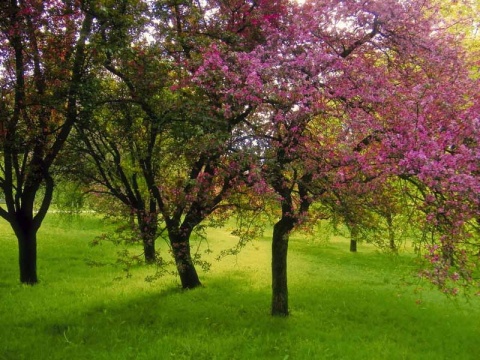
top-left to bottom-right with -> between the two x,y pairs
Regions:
169,230 -> 201,289
271,216 -> 295,316
142,235 -> 156,264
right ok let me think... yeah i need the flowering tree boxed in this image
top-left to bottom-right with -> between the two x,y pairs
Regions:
67,0 -> 285,288
0,0 -> 94,284
142,0 -> 287,288
195,0 -> 480,315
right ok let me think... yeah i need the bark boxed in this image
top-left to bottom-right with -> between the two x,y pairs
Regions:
350,225 -> 358,253
350,239 -> 357,253
12,215 -> 38,285
386,213 -> 397,253
271,216 -> 295,316
137,212 -> 157,264
139,221 -> 156,264
442,243 -> 455,266
169,229 -> 201,289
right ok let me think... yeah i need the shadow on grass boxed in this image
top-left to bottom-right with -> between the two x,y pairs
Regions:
1,224 -> 479,360
1,268 -> 477,360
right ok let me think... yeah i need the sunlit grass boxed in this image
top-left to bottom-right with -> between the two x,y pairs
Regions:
0,214 -> 479,359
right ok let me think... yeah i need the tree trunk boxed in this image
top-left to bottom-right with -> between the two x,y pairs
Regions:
137,212 -> 157,264
442,243 -> 455,266
350,239 -> 357,252
142,236 -> 156,264
271,217 -> 295,316
13,218 -> 38,285
169,230 -> 201,289
386,213 -> 397,253
350,225 -> 358,253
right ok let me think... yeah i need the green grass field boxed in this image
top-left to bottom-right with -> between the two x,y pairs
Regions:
1,214 -> 479,359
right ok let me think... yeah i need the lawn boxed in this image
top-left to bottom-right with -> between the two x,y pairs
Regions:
0,214 -> 479,359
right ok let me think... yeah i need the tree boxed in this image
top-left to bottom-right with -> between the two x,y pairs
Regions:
63,0 -> 176,265
194,0 -> 480,315
65,0 -> 283,288
0,0 -> 94,284
73,92 -> 161,264
320,178 -> 417,254
142,0 -> 291,289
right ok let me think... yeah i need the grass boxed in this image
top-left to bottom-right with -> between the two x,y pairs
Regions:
0,214 -> 479,359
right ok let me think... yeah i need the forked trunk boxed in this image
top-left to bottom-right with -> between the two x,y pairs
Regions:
169,230 -> 201,289
271,217 -> 295,316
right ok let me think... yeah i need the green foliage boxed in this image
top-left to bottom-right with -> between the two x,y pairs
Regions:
52,181 -> 88,214
1,214 -> 479,359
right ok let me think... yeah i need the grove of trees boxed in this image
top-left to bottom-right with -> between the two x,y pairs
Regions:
1,0 -> 479,316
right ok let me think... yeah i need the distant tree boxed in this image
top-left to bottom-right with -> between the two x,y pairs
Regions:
321,179 -> 416,254
0,1 -> 94,284
322,187 -> 374,254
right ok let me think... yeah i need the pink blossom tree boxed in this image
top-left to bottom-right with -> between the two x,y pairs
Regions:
144,0 -> 289,289
194,0 -> 480,315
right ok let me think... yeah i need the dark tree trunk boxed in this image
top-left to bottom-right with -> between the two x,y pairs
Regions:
142,236 -> 156,264
169,230 -> 201,289
137,212 -> 157,264
442,243 -> 455,266
271,217 -> 295,316
350,239 -> 357,252
386,213 -> 397,253
13,217 -> 38,285
350,225 -> 358,253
